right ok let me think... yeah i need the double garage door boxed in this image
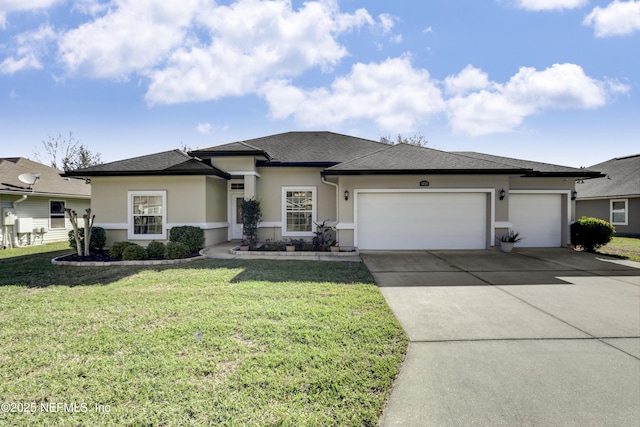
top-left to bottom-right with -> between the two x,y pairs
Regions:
357,192 -> 488,250
356,191 -> 563,250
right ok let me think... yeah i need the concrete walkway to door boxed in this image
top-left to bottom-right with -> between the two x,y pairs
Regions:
361,248 -> 640,427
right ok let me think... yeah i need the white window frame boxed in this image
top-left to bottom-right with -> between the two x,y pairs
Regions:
49,200 -> 66,230
282,186 -> 316,237
128,191 -> 167,240
610,199 -> 628,225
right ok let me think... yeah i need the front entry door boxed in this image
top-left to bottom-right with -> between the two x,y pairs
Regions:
231,195 -> 244,239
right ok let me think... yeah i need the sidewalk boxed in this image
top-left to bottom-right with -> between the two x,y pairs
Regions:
200,241 -> 362,262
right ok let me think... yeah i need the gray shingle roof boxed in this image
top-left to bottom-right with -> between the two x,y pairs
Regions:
455,152 -> 601,176
0,157 -> 90,197
577,154 -> 640,199
324,144 -> 536,174
64,150 -> 230,178
191,131 -> 388,164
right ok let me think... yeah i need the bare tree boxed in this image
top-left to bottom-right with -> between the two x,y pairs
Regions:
34,132 -> 102,171
380,133 -> 429,147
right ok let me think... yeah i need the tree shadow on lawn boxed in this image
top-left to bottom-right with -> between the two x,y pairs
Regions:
0,252 -> 373,288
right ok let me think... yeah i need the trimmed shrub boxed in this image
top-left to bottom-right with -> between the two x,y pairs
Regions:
263,240 -> 286,251
169,226 -> 204,254
165,241 -> 190,259
68,226 -> 107,252
109,241 -> 136,259
122,243 -> 148,261
146,241 -> 166,259
571,216 -> 615,252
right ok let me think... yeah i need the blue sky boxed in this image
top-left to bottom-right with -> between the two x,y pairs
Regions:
1,0 -> 638,167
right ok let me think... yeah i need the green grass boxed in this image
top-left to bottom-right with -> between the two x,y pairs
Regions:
0,243 -> 407,426
597,236 -> 640,262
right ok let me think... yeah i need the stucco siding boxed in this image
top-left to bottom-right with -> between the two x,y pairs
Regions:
255,167 -> 337,241
205,177 -> 228,223
209,157 -> 256,173
91,176 -> 228,247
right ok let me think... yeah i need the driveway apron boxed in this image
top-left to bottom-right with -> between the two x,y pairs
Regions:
362,249 -> 640,427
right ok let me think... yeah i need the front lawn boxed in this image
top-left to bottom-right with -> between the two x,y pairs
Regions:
0,245 -> 407,426
597,236 -> 640,262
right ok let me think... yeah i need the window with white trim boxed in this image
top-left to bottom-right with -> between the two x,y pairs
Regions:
50,200 -> 66,229
128,191 -> 167,239
282,187 -> 316,236
611,199 -> 628,225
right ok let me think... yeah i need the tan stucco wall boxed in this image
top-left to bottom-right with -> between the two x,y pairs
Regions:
209,157 -> 256,173
254,167 -> 337,241
91,175 -> 228,247
91,176 -> 208,223
205,177 -> 228,223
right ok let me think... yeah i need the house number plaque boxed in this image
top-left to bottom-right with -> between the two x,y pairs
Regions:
419,180 -> 430,187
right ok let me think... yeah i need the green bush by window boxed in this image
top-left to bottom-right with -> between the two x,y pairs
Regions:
165,241 -> 191,259
108,241 -> 136,259
146,241 -> 166,259
169,226 -> 204,254
122,243 -> 148,261
571,216 -> 615,252
68,226 -> 106,253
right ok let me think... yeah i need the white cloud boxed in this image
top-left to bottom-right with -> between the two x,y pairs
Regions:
447,63 -> 609,136
145,0 -> 377,104
584,1 -> 640,36
378,13 -> 395,34
196,123 -> 212,135
260,56 -> 445,132
58,0 -> 207,79
0,25 -> 56,75
0,0 -> 64,28
444,65 -> 492,96
515,0 -> 587,11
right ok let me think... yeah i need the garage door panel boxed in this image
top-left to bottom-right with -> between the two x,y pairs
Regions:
509,194 -> 562,247
357,192 -> 487,250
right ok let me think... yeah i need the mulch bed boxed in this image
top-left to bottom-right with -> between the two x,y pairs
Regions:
55,251 -> 179,263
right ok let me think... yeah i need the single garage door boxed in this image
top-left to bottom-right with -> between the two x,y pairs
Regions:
357,192 -> 487,250
509,193 -> 562,247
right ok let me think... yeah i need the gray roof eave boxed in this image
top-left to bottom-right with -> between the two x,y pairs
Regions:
521,171 -> 605,178
62,169 -> 231,180
321,168 -> 534,176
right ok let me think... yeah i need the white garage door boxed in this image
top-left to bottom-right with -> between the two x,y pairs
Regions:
357,192 -> 487,250
509,194 -> 562,247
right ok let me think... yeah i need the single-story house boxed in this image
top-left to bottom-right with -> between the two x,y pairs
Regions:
64,131 -> 603,250
1,157 -> 91,248
576,154 -> 639,237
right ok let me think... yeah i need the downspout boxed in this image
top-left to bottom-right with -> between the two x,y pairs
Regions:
12,194 -> 28,247
321,176 -> 339,233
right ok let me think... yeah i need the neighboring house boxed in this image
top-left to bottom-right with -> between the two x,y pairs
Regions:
576,154 -> 640,237
0,157 -> 91,248
64,131 -> 602,250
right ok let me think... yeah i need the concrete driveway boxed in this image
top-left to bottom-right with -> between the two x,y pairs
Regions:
361,248 -> 640,427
